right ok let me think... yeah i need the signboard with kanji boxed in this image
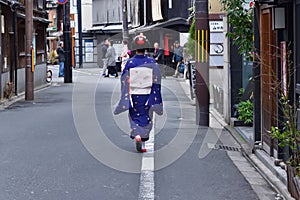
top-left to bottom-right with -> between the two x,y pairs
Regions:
209,21 -> 223,32
57,0 -> 67,5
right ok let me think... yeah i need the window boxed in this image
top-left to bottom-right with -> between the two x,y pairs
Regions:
38,0 -> 44,9
169,0 -> 172,9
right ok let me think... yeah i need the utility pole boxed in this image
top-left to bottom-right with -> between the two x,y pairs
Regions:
25,0 -> 34,100
195,0 -> 209,126
63,1 -> 72,83
122,0 -> 129,41
77,0 -> 83,68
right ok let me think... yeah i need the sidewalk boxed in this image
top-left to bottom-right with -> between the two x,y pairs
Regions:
0,83 -> 51,110
233,125 -> 288,185
212,110 -> 293,200
0,62 -> 99,109
179,78 -> 294,200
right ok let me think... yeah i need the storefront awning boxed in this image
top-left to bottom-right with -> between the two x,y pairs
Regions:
48,31 -> 63,37
86,25 -> 105,31
129,17 -> 189,34
88,18 -> 188,35
17,13 -> 51,24
87,24 -> 132,34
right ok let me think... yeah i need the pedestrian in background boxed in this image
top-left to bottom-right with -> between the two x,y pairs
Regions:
153,42 -> 166,78
172,41 -> 183,78
121,40 -> 130,72
114,34 -> 163,153
182,43 -> 192,79
105,40 -> 118,78
101,39 -> 109,76
57,41 -> 65,77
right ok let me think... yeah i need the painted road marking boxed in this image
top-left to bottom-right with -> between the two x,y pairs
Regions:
138,114 -> 155,200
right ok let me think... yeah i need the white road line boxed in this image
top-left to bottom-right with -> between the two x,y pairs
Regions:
138,114 -> 155,200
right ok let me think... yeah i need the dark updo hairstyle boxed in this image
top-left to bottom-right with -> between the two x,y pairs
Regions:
131,33 -> 150,53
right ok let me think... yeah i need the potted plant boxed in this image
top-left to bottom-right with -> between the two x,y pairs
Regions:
237,99 -> 253,126
231,88 -> 254,126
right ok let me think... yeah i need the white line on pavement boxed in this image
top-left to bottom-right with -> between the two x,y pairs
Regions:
138,114 -> 155,200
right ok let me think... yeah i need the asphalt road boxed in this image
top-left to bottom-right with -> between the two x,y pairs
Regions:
0,65 -> 276,200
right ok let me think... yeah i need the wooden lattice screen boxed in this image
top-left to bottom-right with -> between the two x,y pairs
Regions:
260,8 -> 278,156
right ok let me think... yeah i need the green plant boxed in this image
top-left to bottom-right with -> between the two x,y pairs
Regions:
237,100 -> 253,124
271,96 -> 300,167
238,88 -> 244,102
186,17 -> 195,59
270,45 -> 300,167
220,0 -> 254,60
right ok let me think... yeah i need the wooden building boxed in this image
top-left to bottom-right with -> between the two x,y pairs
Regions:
0,0 -> 49,98
254,0 -> 294,160
89,0 -> 193,68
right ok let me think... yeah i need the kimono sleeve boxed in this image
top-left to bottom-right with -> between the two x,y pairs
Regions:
148,63 -> 163,115
114,63 -> 131,115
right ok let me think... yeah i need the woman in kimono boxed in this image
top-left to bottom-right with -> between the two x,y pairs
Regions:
114,34 -> 163,153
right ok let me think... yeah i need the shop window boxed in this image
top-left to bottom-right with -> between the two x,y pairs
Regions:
35,27 -> 46,65
18,24 -> 26,68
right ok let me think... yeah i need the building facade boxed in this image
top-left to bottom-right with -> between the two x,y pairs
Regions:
0,0 -> 49,99
89,0 -> 193,68
46,0 -> 93,66
252,0 -> 295,160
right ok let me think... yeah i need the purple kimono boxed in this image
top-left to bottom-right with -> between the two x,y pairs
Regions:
114,54 -> 163,141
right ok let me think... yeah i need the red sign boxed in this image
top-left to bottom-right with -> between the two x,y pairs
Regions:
57,0 -> 67,5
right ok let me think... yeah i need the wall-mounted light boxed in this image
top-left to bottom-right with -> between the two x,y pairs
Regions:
272,7 -> 286,30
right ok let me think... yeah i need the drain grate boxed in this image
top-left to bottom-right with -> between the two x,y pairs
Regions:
215,144 -> 240,152
207,143 -> 241,152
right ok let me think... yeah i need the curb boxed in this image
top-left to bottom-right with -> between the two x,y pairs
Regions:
0,83 -> 51,110
225,125 -> 293,200
210,109 -> 294,200
164,78 -> 293,199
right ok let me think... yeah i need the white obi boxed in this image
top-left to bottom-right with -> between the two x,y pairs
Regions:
130,67 -> 153,95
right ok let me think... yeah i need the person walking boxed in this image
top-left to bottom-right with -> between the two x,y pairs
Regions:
182,44 -> 192,79
121,40 -> 130,72
105,40 -> 118,78
114,34 -> 163,153
57,41 -> 65,77
172,41 -> 183,78
153,42 -> 165,78
101,39 -> 109,76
